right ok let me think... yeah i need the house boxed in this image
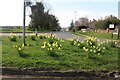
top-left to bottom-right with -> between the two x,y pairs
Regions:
74,17 -> 89,30
116,23 -> 120,32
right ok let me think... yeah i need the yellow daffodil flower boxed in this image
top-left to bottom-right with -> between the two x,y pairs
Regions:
22,43 -> 24,47
41,46 -> 45,49
58,47 -> 61,50
50,48 -> 52,51
18,47 -> 21,50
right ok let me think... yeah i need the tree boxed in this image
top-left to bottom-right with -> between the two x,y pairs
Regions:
29,2 -> 61,31
69,20 -> 74,31
95,15 -> 120,30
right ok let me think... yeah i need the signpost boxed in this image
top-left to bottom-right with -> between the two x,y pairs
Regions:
23,0 -> 31,45
109,24 -> 115,39
109,24 -> 114,29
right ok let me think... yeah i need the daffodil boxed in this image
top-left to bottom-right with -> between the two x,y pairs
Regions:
103,47 -> 106,49
47,43 -> 51,47
47,48 -> 50,50
98,44 -> 100,46
18,47 -> 21,50
41,46 -> 45,49
52,43 -> 56,47
78,44 -> 80,46
90,42 -> 92,45
83,47 -> 86,50
58,47 -> 61,50
98,53 -> 100,55
55,44 -> 58,47
93,46 -> 96,48
85,49 -> 88,52
90,49 -> 93,52
83,47 -> 88,52
94,50 -> 96,53
22,43 -> 24,47
50,48 -> 53,51
59,44 -> 62,47
98,49 -> 101,52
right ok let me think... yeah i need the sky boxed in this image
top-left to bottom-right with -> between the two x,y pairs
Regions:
0,0 -> 119,28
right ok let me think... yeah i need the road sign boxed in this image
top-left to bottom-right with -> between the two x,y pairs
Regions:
109,24 -> 114,28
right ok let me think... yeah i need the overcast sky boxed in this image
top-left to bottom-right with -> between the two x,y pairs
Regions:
0,0 -> 119,27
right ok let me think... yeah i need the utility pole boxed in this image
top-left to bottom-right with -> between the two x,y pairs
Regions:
74,11 -> 77,32
75,11 -> 77,23
23,0 -> 26,45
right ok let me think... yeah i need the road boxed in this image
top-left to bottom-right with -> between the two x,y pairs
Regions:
0,32 -> 85,41
0,32 -> 106,43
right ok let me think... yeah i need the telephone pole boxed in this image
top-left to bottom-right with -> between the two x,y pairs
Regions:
23,0 -> 26,45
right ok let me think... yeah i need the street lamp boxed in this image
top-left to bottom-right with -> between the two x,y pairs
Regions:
23,0 -> 31,45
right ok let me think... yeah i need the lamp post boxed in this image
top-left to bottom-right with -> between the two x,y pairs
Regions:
23,0 -> 31,45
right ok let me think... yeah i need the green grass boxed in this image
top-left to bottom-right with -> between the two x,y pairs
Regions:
1,35 -> 119,71
74,31 -> 120,40
0,27 -> 58,33
0,27 -> 33,33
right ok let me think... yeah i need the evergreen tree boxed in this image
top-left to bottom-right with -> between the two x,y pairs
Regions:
29,2 -> 61,31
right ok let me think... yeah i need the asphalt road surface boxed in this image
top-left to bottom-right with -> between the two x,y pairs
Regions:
0,32 -> 85,41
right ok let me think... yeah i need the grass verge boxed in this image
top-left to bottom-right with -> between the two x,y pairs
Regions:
1,34 -> 119,71
74,31 -> 120,40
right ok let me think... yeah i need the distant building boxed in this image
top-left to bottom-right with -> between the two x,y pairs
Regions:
75,17 -> 89,26
118,1 -> 120,20
74,17 -> 89,30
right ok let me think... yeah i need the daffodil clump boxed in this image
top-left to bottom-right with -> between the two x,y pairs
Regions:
29,33 -> 36,40
9,33 -> 17,42
13,43 -> 30,57
48,34 -> 59,44
85,36 -> 97,46
69,38 -> 80,46
101,39 -> 118,49
69,36 -> 118,58
38,34 -> 48,39
13,43 -> 24,57
41,41 -> 61,57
